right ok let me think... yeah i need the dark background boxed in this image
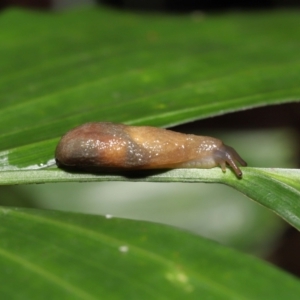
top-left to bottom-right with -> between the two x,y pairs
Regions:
1,0 -> 300,11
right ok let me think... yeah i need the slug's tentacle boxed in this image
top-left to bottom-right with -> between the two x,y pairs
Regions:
213,144 -> 247,178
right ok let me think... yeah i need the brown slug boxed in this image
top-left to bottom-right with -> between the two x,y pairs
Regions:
55,122 -> 247,178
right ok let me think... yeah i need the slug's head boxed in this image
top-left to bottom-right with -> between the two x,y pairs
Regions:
213,144 -> 247,178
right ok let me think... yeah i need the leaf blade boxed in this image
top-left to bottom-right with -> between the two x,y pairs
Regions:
0,207 -> 299,299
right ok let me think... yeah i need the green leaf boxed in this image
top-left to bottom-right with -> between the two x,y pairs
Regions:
1,167 -> 300,231
224,168 -> 300,230
0,8 -> 300,169
0,207 -> 299,299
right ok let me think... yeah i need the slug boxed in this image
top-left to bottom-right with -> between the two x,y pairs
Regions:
55,122 -> 247,178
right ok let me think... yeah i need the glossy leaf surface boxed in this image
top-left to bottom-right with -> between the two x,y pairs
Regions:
0,8 -> 300,170
0,207 -> 299,299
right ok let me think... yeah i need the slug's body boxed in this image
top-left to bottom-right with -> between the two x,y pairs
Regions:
55,122 -> 247,178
